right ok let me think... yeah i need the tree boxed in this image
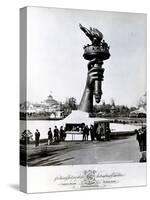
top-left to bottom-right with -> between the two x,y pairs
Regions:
68,97 -> 77,110
111,98 -> 115,107
137,93 -> 147,109
60,97 -> 77,117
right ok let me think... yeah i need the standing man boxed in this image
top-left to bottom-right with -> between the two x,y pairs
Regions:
48,128 -> 53,145
60,126 -> 65,141
82,124 -> 86,141
35,129 -> 40,147
82,125 -> 89,141
140,127 -> 146,162
85,125 -> 89,141
90,124 -> 95,141
54,126 -> 59,142
105,127 -> 111,141
135,127 -> 146,162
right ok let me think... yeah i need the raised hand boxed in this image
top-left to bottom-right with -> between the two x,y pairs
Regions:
79,59 -> 104,112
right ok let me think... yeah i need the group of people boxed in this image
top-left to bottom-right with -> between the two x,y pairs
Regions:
34,123 -> 111,146
82,124 -> 111,142
47,126 -> 66,145
34,126 -> 66,147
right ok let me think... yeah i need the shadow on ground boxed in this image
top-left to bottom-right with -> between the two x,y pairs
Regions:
9,184 -> 19,191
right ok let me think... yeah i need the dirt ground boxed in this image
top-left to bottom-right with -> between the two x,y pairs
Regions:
22,135 -> 141,166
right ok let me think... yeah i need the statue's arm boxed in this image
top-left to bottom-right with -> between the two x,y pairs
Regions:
78,60 -> 103,113
78,84 -> 93,112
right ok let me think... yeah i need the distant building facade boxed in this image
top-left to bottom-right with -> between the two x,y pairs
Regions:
20,95 -> 64,119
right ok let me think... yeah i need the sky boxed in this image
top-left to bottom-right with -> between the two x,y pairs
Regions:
22,7 -> 146,107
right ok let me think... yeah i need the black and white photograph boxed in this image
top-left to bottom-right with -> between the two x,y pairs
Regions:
1,0 -> 150,198
20,7 -> 146,168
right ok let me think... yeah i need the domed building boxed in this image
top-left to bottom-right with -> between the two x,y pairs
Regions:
41,95 -> 64,119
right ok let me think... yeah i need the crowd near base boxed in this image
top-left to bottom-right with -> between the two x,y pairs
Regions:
34,123 -> 111,146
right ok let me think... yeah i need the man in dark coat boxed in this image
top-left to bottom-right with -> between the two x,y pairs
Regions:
48,128 -> 53,145
139,127 -> 146,162
60,126 -> 65,141
82,125 -> 89,141
85,125 -> 89,141
82,124 -> 86,141
105,127 -> 111,141
35,129 -> 40,147
136,127 -> 146,162
90,125 -> 95,141
54,126 -> 59,142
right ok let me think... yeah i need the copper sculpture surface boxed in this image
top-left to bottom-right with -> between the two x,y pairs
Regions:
79,24 -> 110,112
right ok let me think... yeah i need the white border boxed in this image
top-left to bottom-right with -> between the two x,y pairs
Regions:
26,163 -> 146,193
0,0 -> 149,199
